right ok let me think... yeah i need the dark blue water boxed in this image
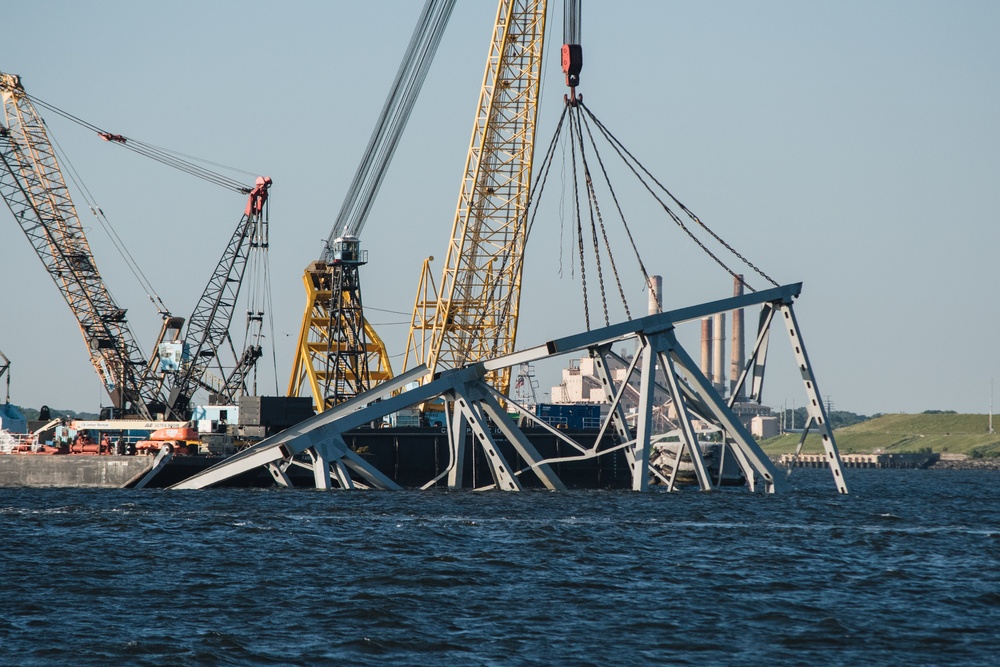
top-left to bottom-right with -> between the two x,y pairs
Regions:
1,469 -> 999,666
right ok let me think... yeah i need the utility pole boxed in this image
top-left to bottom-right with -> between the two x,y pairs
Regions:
990,379 -> 994,435
0,349 -> 10,404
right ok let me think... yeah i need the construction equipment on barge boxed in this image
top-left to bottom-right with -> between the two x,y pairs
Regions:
1,71 -> 274,422
2,0 -> 850,494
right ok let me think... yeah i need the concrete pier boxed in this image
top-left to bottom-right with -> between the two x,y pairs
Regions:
0,454 -> 226,488
0,455 -> 154,487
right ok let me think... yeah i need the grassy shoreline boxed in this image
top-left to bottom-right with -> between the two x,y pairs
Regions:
759,413 -> 1000,459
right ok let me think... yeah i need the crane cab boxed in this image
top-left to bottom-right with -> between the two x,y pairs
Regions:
330,235 -> 367,265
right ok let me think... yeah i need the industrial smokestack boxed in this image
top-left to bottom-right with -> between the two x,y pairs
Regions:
700,317 -> 713,380
731,275 -> 745,401
647,275 -> 662,315
712,311 -> 726,393
637,276 -> 665,358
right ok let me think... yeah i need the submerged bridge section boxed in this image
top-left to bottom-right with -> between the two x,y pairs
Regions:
172,283 -> 848,494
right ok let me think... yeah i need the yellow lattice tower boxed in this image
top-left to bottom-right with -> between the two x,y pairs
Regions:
287,255 -> 393,413
404,0 -> 547,395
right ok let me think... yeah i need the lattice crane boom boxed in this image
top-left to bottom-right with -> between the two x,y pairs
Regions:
403,0 -> 547,395
165,177 -> 271,418
0,72 -> 165,418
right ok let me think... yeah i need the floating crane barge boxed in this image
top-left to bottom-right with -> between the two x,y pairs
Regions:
0,0 -> 849,494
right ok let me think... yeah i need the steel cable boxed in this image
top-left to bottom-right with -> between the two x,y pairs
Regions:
47,130 -> 171,315
567,106 -> 590,330
577,109 -> 650,311
580,101 -> 779,290
27,94 -> 252,193
327,0 -> 456,251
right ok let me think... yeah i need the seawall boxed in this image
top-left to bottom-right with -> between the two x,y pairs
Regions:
0,455 -> 153,487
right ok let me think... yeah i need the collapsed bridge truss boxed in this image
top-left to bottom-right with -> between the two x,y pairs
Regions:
172,283 -> 848,494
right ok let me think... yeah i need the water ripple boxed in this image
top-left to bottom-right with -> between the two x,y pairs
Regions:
1,470 -> 999,665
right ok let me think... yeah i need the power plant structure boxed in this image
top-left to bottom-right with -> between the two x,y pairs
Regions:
549,275 -> 772,436
698,276 -> 748,400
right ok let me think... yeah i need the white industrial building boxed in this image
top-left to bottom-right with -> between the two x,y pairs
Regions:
548,275 -> 776,434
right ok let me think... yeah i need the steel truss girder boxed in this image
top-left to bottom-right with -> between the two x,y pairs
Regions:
654,339 -> 713,492
451,392 -> 521,490
589,346 -> 639,454
654,328 -> 783,493
777,302 -> 848,493
171,282 -> 846,493
470,382 -> 566,490
171,366 -> 433,490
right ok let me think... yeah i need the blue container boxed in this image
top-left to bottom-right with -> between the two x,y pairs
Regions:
534,403 -> 601,429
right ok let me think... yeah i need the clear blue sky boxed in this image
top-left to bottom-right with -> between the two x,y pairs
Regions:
2,1 -> 998,416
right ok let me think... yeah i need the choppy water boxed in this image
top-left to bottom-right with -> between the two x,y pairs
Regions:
1,469 -> 999,666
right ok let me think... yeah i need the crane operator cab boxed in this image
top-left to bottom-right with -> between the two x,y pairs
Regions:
330,235 -> 367,265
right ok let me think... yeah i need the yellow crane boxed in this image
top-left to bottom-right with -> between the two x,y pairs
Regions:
287,0 -> 455,412
290,0 -> 549,411
403,0 -> 548,396
286,250 -> 395,413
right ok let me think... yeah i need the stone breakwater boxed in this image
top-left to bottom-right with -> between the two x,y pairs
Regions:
928,458 -> 1000,470
774,452 -> 1000,471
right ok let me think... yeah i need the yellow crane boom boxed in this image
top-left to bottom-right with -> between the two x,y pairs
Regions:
404,0 -> 547,395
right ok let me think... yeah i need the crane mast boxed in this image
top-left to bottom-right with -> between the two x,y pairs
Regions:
404,0 -> 547,395
0,72 -> 166,418
287,239 -> 391,412
165,177 -> 271,418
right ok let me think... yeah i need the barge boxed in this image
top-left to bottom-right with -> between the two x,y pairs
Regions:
0,425 -> 635,489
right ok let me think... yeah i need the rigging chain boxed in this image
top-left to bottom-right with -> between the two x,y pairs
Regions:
573,106 -> 633,324
567,103 -> 590,330
576,108 -> 650,311
570,107 -> 609,326
525,96 -> 781,339
480,104 -> 574,351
